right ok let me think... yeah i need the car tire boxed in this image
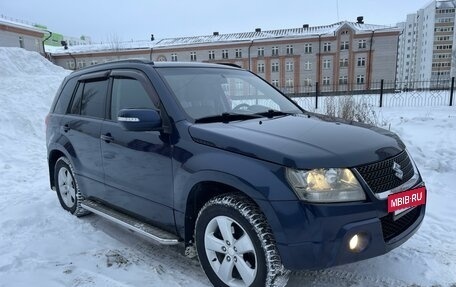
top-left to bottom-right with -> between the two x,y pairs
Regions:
195,193 -> 289,287
54,156 -> 89,217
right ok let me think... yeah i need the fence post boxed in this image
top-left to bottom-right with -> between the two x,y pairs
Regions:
450,77 -> 454,106
315,82 -> 319,110
379,79 -> 384,108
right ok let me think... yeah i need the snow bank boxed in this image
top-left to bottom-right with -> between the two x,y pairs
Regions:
0,47 -> 66,77
0,48 -> 69,167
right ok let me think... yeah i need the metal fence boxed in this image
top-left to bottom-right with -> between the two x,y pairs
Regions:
280,78 -> 455,110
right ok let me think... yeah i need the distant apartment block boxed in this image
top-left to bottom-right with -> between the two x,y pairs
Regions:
49,20 -> 400,93
397,0 -> 456,88
0,16 -> 45,53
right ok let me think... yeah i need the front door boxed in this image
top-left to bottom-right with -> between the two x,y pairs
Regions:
100,70 -> 174,230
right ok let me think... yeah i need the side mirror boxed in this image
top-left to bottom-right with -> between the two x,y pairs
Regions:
117,109 -> 162,131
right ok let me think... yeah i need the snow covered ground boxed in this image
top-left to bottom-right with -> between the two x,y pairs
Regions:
0,48 -> 455,287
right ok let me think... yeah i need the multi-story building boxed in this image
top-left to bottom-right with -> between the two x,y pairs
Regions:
0,17 -> 45,53
49,21 -> 400,93
397,0 -> 456,89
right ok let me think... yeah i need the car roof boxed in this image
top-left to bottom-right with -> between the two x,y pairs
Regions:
68,60 -> 242,78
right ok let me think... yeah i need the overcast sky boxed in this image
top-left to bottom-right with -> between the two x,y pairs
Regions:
1,0 -> 433,42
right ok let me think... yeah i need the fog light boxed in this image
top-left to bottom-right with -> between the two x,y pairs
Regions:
348,233 -> 369,253
349,235 -> 359,250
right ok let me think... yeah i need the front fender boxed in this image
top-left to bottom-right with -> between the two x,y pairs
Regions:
174,150 -> 297,210
173,150 -> 297,243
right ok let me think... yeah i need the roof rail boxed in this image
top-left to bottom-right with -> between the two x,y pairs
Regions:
79,59 -> 154,70
216,62 -> 242,69
104,59 -> 154,65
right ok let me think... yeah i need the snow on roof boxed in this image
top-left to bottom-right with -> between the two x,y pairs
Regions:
0,18 -> 45,35
436,0 -> 456,9
48,21 -> 398,55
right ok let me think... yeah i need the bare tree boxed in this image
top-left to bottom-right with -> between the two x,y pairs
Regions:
107,33 -> 122,54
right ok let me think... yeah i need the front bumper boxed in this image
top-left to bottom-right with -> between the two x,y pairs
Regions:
270,195 -> 425,271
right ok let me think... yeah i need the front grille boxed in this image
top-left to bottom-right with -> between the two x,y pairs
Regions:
356,151 -> 414,193
380,207 -> 421,241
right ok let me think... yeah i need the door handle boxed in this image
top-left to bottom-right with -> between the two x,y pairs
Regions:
101,133 -> 114,143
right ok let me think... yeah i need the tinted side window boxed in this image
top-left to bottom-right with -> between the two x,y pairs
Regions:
68,82 -> 83,115
53,77 -> 78,114
110,78 -> 155,120
81,80 -> 108,118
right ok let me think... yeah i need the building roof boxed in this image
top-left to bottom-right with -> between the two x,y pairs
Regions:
48,21 -> 399,56
0,17 -> 45,35
436,0 -> 456,8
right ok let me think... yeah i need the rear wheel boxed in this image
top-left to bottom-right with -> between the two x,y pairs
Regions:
195,193 -> 289,287
54,157 -> 89,217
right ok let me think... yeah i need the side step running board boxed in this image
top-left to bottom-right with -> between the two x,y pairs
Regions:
81,200 -> 180,245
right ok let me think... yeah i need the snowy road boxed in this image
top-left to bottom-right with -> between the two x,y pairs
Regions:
0,48 -> 455,287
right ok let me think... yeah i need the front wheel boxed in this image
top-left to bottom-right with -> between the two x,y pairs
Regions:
195,193 -> 289,287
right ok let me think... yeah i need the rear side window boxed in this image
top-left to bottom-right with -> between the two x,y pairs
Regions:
81,80 -> 108,118
110,78 -> 155,120
53,77 -> 77,114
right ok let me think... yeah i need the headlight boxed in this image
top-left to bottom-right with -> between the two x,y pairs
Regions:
285,168 -> 366,202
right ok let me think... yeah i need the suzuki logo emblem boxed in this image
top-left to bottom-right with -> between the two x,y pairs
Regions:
392,162 -> 403,180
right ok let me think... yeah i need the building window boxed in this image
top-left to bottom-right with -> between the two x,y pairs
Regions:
304,43 -> 312,53
286,61 -> 294,72
272,79 -> 279,87
35,39 -> 40,51
323,42 -> 331,52
356,75 -> 365,84
340,41 -> 349,50
77,60 -> 85,69
436,44 -> 452,50
209,50 -> 215,60
272,46 -> 279,56
67,61 -> 75,70
304,61 -> 312,70
339,76 -> 348,85
90,60 -> 98,66
258,47 -> 264,57
222,50 -> 229,59
358,40 -> 367,49
19,36 -> 24,48
303,78 -> 312,86
323,77 -> 331,85
340,58 -> 348,68
357,57 -> 366,67
272,62 -> 279,72
235,49 -> 242,58
257,63 -> 265,73
286,79 -> 294,92
286,45 -> 293,55
190,52 -> 197,61
323,59 -> 331,69
171,53 -> 178,61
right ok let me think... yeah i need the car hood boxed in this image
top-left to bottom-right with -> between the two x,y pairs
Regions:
188,114 -> 405,169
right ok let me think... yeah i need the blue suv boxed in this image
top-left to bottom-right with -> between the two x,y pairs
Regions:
46,60 -> 426,287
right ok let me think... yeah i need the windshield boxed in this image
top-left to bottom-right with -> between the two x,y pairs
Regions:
156,67 -> 302,121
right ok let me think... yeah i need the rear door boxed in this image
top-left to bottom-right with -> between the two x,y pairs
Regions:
60,71 -> 109,197
100,69 -> 175,230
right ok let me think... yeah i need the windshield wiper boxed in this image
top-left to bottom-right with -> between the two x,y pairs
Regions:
254,109 -> 294,118
194,113 -> 262,123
